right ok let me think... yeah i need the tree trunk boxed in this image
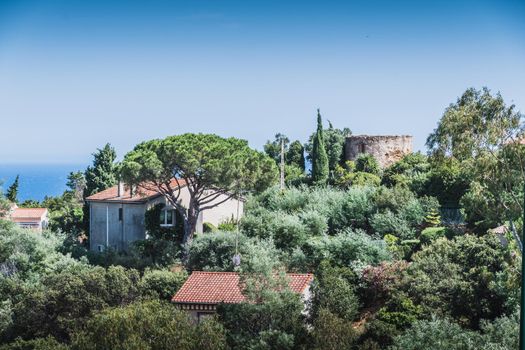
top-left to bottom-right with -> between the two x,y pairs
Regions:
181,204 -> 200,264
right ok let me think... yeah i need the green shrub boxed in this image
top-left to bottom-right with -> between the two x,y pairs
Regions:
363,293 -> 423,347
0,336 -> 69,350
272,213 -> 307,251
9,265 -> 141,342
419,227 -> 446,246
188,232 -> 281,272
71,300 -> 226,350
299,210 -> 328,236
217,216 -> 237,231
311,308 -> 357,350
288,229 -> 390,271
139,269 -> 188,300
203,222 -> 217,233
370,211 -> 415,239
311,262 -> 360,322
389,316 -> 480,350
217,292 -> 305,350
355,154 -> 381,175
403,235 -> 518,329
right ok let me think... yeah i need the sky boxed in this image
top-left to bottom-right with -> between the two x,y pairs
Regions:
0,0 -> 524,164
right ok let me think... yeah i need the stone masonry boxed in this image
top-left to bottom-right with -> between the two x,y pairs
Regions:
345,135 -> 413,168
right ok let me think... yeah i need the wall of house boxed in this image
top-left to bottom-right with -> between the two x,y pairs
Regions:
88,187 -> 244,251
149,187 -> 243,232
201,192 -> 243,227
345,135 -> 413,168
89,202 -> 146,252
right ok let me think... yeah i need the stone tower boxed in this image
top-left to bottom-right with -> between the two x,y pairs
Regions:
345,135 -> 413,168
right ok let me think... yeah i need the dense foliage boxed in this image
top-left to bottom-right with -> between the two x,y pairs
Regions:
0,88 -> 523,349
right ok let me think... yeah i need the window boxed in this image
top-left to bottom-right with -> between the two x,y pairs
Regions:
160,209 -> 175,226
118,208 -> 123,221
359,143 -> 366,154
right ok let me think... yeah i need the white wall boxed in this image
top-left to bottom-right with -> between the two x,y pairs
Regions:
149,186 -> 244,228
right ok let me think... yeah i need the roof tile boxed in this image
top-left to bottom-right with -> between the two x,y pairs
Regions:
172,271 -> 313,304
86,178 -> 186,203
10,208 -> 48,220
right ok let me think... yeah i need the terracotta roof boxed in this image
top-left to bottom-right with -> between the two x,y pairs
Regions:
172,271 -> 313,304
85,178 -> 186,203
11,208 -> 48,221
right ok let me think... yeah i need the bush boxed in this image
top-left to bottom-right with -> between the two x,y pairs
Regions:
402,235 -> 519,329
217,292 -> 305,349
9,265 -> 140,342
362,293 -> 423,347
389,316 -> 478,350
289,229 -> 390,271
370,210 -> 416,239
311,308 -> 357,350
0,225 -> 81,281
272,213 -> 307,251
299,210 -> 328,236
419,227 -> 446,246
360,261 -> 409,306
217,217 -> 237,232
390,313 -> 519,350
71,300 -> 227,350
310,262 -> 360,322
203,222 -> 217,233
355,154 -> 381,175
188,232 -> 281,272
139,269 -> 188,300
0,336 -> 69,350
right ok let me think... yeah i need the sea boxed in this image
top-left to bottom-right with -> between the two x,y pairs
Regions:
0,164 -> 87,202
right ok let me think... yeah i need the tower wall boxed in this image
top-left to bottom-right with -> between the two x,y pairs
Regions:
345,135 -> 413,168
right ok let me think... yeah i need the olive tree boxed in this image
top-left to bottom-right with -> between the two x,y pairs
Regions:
120,133 -> 278,249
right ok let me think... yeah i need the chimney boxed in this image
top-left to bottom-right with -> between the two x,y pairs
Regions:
118,181 -> 124,198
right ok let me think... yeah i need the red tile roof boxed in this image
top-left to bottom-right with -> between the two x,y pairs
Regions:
172,271 -> 313,304
85,178 -> 186,203
10,208 -> 48,222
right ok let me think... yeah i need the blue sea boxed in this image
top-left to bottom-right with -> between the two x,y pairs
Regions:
0,164 -> 87,202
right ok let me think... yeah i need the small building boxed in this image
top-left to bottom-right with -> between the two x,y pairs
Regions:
85,179 -> 243,252
172,271 -> 314,322
9,207 -> 49,231
345,135 -> 413,168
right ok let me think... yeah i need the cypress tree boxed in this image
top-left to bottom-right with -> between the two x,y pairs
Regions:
83,143 -> 118,233
83,143 -> 118,197
311,109 -> 329,185
6,175 -> 19,203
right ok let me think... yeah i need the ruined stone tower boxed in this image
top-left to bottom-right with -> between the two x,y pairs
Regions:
345,135 -> 413,168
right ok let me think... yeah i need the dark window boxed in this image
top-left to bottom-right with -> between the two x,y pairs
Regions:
359,143 -> 366,153
166,210 -> 173,225
119,208 -> 123,221
160,209 -> 175,226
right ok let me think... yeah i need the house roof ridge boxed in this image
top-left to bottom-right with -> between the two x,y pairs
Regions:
172,270 -> 314,305
85,178 -> 187,203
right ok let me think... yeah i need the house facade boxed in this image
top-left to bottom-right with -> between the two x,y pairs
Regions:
8,207 -> 49,232
172,271 -> 314,322
85,180 -> 243,252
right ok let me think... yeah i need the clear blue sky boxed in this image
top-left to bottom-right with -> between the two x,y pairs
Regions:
0,0 -> 524,163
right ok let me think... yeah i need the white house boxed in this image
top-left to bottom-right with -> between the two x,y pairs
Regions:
85,179 -> 243,252
9,206 -> 49,232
